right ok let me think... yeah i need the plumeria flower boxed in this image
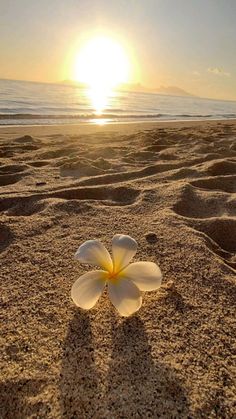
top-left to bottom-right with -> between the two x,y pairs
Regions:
71,234 -> 162,317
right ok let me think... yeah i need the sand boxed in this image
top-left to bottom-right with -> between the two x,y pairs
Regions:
0,120 -> 236,418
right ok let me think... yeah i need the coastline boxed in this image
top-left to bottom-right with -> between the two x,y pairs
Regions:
1,117 -> 236,137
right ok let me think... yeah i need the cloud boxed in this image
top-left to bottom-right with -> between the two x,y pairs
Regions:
192,70 -> 200,76
207,67 -> 230,77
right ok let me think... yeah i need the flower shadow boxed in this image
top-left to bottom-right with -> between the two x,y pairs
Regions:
60,309 -> 100,418
106,316 -> 190,417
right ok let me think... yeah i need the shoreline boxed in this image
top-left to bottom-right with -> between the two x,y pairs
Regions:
1,118 -> 236,137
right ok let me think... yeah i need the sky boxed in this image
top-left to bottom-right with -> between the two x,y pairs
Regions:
0,0 -> 236,100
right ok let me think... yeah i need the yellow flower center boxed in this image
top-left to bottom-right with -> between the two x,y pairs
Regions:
107,270 -> 118,280
106,266 -> 125,282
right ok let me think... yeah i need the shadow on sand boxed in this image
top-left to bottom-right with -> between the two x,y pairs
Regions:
105,316 -> 190,417
60,312 -> 190,418
60,310 -> 101,418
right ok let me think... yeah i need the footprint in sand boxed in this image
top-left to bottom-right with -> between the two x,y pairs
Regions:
144,144 -> 169,152
0,223 -> 14,252
192,218 -> 236,269
13,135 -> 37,144
0,185 -> 140,218
60,160 -> 104,179
37,146 -> 78,160
172,184 -> 236,269
28,160 -> 50,168
0,164 -> 28,187
172,184 -> 233,219
206,159 -> 236,176
0,196 -> 46,217
0,164 -> 28,174
0,173 -> 26,187
51,185 -> 140,206
190,175 -> 236,194
0,143 -> 38,158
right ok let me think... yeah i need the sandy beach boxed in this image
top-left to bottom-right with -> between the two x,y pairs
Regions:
1,120 -> 236,418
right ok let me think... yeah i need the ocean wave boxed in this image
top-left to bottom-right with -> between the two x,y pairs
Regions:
0,112 -> 236,125
0,112 -> 167,120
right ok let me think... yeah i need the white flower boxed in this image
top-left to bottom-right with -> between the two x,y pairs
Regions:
71,234 -> 162,317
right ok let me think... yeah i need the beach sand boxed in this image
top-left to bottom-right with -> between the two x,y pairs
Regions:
1,120 -> 236,418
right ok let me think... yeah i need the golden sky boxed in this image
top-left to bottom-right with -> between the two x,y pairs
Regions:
1,0 -> 235,100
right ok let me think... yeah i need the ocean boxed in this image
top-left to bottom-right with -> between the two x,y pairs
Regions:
0,78 -> 236,126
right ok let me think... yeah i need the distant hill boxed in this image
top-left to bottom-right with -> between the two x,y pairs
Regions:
119,83 -> 194,97
153,85 -> 194,97
115,83 -> 195,96
61,80 -> 195,97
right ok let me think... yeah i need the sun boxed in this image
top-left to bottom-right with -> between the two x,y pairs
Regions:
73,36 -> 130,89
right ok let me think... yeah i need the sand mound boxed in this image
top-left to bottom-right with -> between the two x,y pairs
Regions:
13,135 -> 36,144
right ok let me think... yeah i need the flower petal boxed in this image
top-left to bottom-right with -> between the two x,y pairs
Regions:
108,278 -> 142,317
112,234 -> 137,272
71,270 -> 106,309
75,240 -> 113,272
120,261 -> 162,291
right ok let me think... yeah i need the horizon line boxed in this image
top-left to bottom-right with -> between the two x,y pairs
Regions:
0,77 -> 235,103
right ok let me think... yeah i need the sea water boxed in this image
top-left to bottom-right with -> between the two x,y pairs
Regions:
1,78 -> 236,126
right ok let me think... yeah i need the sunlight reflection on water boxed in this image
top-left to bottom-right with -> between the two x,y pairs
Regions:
91,118 -> 110,125
86,86 -> 117,115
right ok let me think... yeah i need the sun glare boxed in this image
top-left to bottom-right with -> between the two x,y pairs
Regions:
73,36 -> 130,115
74,36 -> 130,89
